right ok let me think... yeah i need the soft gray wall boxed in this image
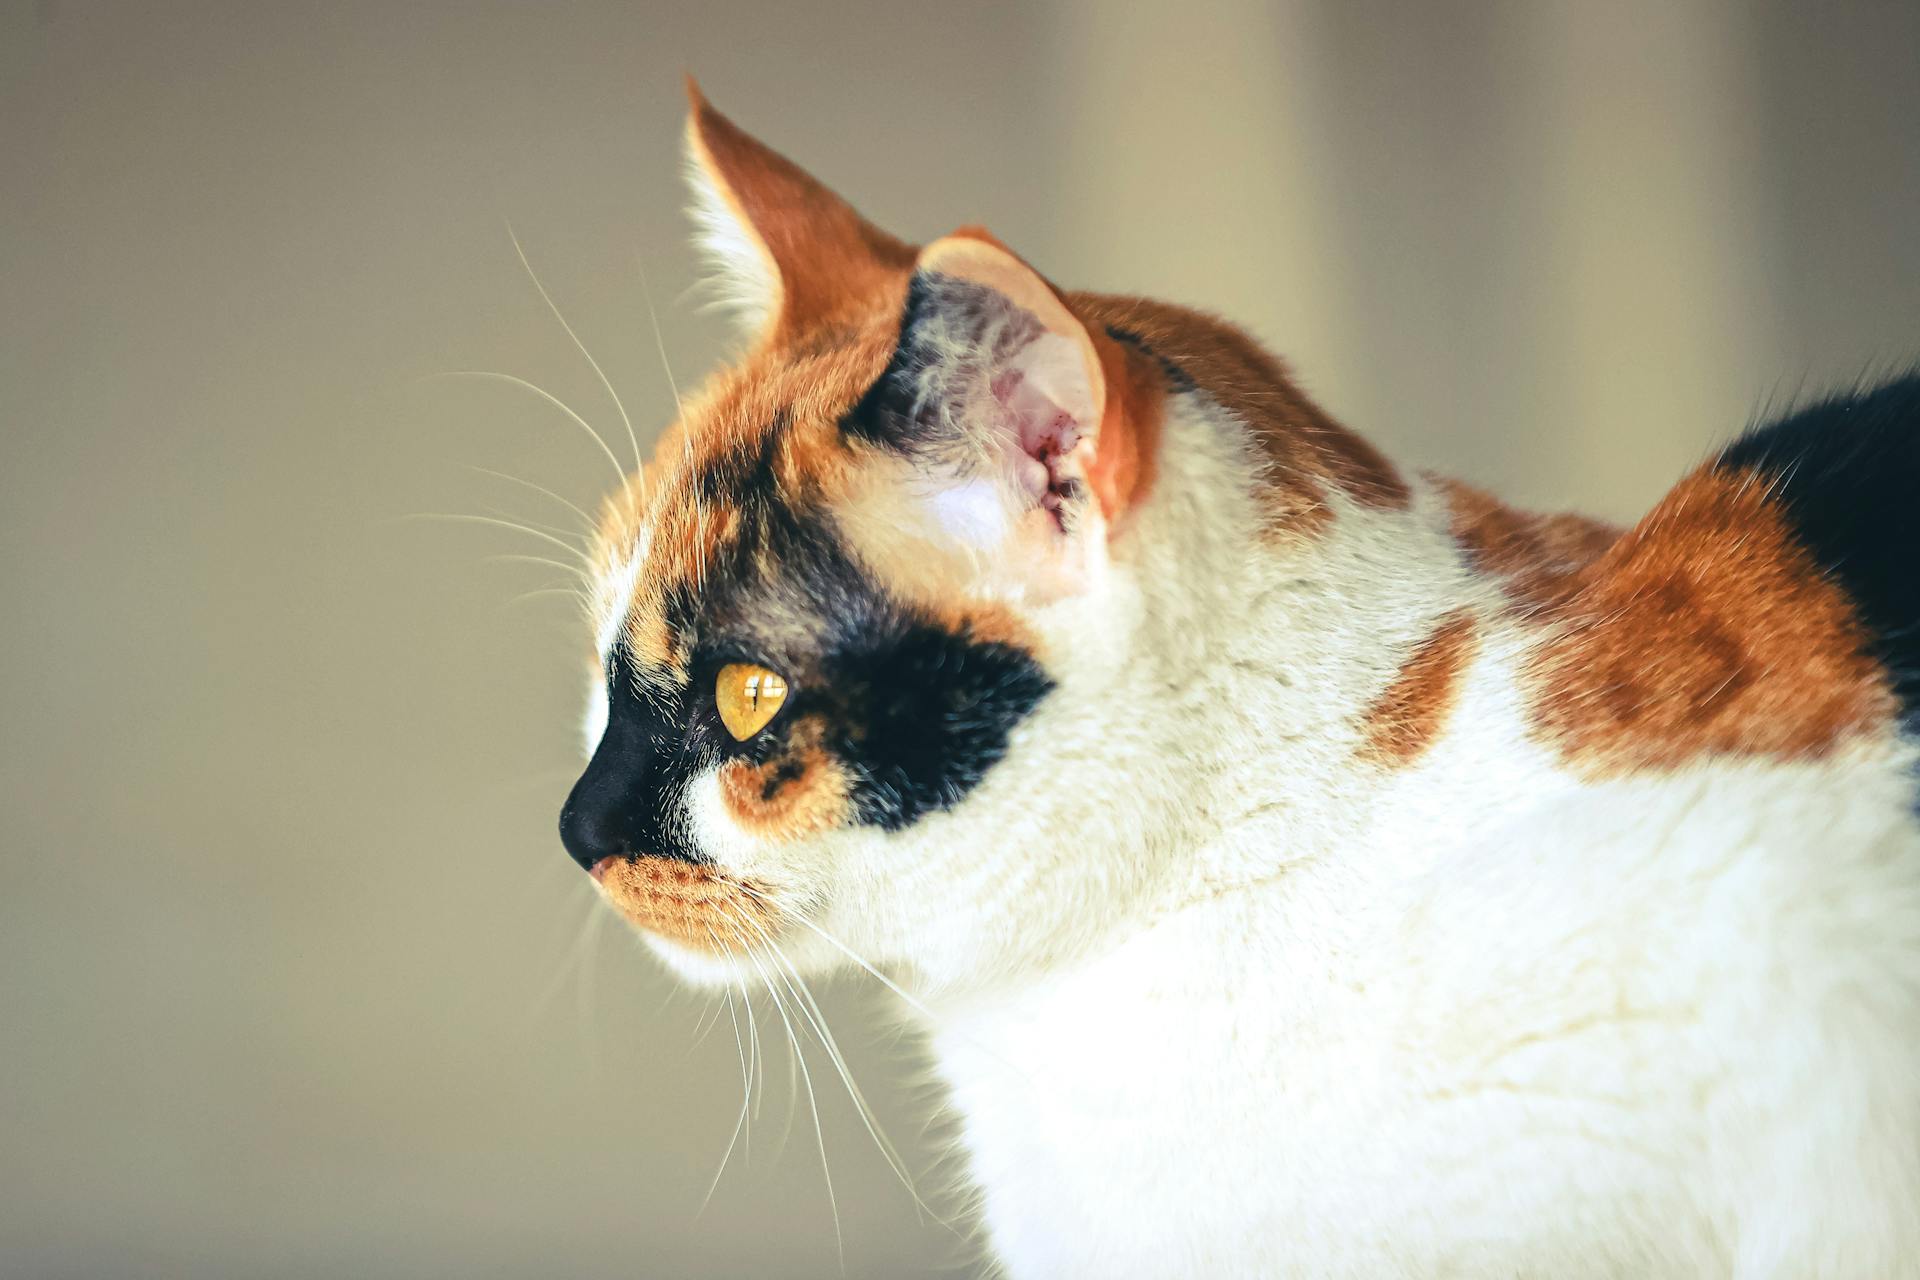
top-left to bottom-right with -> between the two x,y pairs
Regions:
3,2 -> 1916,1276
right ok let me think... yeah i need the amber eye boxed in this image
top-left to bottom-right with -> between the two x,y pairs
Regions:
715,663 -> 789,740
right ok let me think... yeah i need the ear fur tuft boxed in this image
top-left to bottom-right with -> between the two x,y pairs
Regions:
682,81 -> 780,333
679,81 -> 914,341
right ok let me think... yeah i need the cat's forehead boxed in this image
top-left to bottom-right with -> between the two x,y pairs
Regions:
678,315 -> 900,497
589,314 -> 906,668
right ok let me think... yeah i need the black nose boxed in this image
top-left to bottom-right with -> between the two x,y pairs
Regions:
558,781 -> 629,872
559,720 -> 651,872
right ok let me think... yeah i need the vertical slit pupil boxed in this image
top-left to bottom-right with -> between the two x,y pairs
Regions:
718,664 -> 787,740
745,672 -> 786,710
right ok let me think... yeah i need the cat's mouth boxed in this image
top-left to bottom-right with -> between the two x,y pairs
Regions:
588,855 -> 780,957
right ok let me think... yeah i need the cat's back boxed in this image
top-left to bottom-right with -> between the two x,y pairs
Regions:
1458,372 -> 1920,789
1356,374 -> 1920,1273
1716,371 -> 1920,737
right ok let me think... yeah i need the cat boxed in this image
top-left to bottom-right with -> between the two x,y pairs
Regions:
557,84 -> 1920,1278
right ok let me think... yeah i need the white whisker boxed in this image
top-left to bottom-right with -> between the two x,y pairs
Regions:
485,553 -> 594,584
691,985 -> 731,1049
466,465 -> 600,534
727,912 -> 845,1272
696,934 -> 754,1217
403,511 -> 592,563
432,369 -> 628,483
738,884 -> 940,1023
742,969 -> 765,1135
478,504 -> 587,549
742,913 -> 949,1230
508,222 -> 643,474
635,253 -> 687,425
505,585 -> 591,611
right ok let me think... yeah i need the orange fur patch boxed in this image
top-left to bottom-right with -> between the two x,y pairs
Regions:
1360,610 -> 1479,767
594,856 -> 779,954
624,607 -> 675,674
931,601 -> 1044,657
1440,477 -> 1621,613
686,85 -> 916,343
1522,468 -> 1893,775
1090,329 -> 1168,529
717,717 -> 852,841
614,317 -> 907,649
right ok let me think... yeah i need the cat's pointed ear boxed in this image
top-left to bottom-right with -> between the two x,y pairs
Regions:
683,79 -> 915,341
847,229 -> 1160,599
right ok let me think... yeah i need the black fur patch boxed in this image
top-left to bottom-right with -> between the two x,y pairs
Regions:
699,511 -> 1056,832
1717,372 -> 1920,733
823,619 -> 1054,831
564,497 -> 1056,872
695,407 -> 790,507
1105,324 -> 1195,392
842,271 -> 1043,455
842,272 -> 937,451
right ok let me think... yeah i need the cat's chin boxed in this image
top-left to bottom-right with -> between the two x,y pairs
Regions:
624,912 -> 842,992
636,930 -> 758,988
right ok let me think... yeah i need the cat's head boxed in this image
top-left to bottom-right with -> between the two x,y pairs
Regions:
560,88 -> 1405,989
557,88 -> 1181,986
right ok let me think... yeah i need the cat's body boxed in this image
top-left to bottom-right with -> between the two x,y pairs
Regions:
893,384 -> 1920,1279
933,755 -> 1920,1279
558,89 -> 1920,1277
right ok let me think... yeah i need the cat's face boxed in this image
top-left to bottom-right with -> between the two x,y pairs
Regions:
560,90 -> 1165,984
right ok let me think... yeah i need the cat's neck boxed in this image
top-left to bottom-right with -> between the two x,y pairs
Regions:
880,387 -> 1498,998
1108,391 -> 1491,894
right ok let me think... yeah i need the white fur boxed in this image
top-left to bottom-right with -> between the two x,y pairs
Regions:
683,131 -> 778,334
595,384 -> 1920,1276
581,543 -> 645,755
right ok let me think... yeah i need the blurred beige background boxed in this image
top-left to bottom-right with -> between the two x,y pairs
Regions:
3,1 -> 1916,1276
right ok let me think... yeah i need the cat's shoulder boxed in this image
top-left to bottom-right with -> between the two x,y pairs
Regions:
1509,372 -> 1920,779
1716,372 -> 1920,734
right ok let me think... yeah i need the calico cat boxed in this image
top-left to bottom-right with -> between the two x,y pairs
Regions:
558,86 -> 1920,1278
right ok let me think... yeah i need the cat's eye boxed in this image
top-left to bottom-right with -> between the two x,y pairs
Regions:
715,663 -> 789,740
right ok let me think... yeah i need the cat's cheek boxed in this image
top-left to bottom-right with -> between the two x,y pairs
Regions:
926,477 -> 1015,549
682,765 -> 832,890
687,759 -> 844,901
682,768 -> 751,863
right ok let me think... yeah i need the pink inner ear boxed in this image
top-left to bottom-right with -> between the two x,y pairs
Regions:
910,232 -> 1117,543
1006,391 -> 1082,525
992,344 -> 1090,526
